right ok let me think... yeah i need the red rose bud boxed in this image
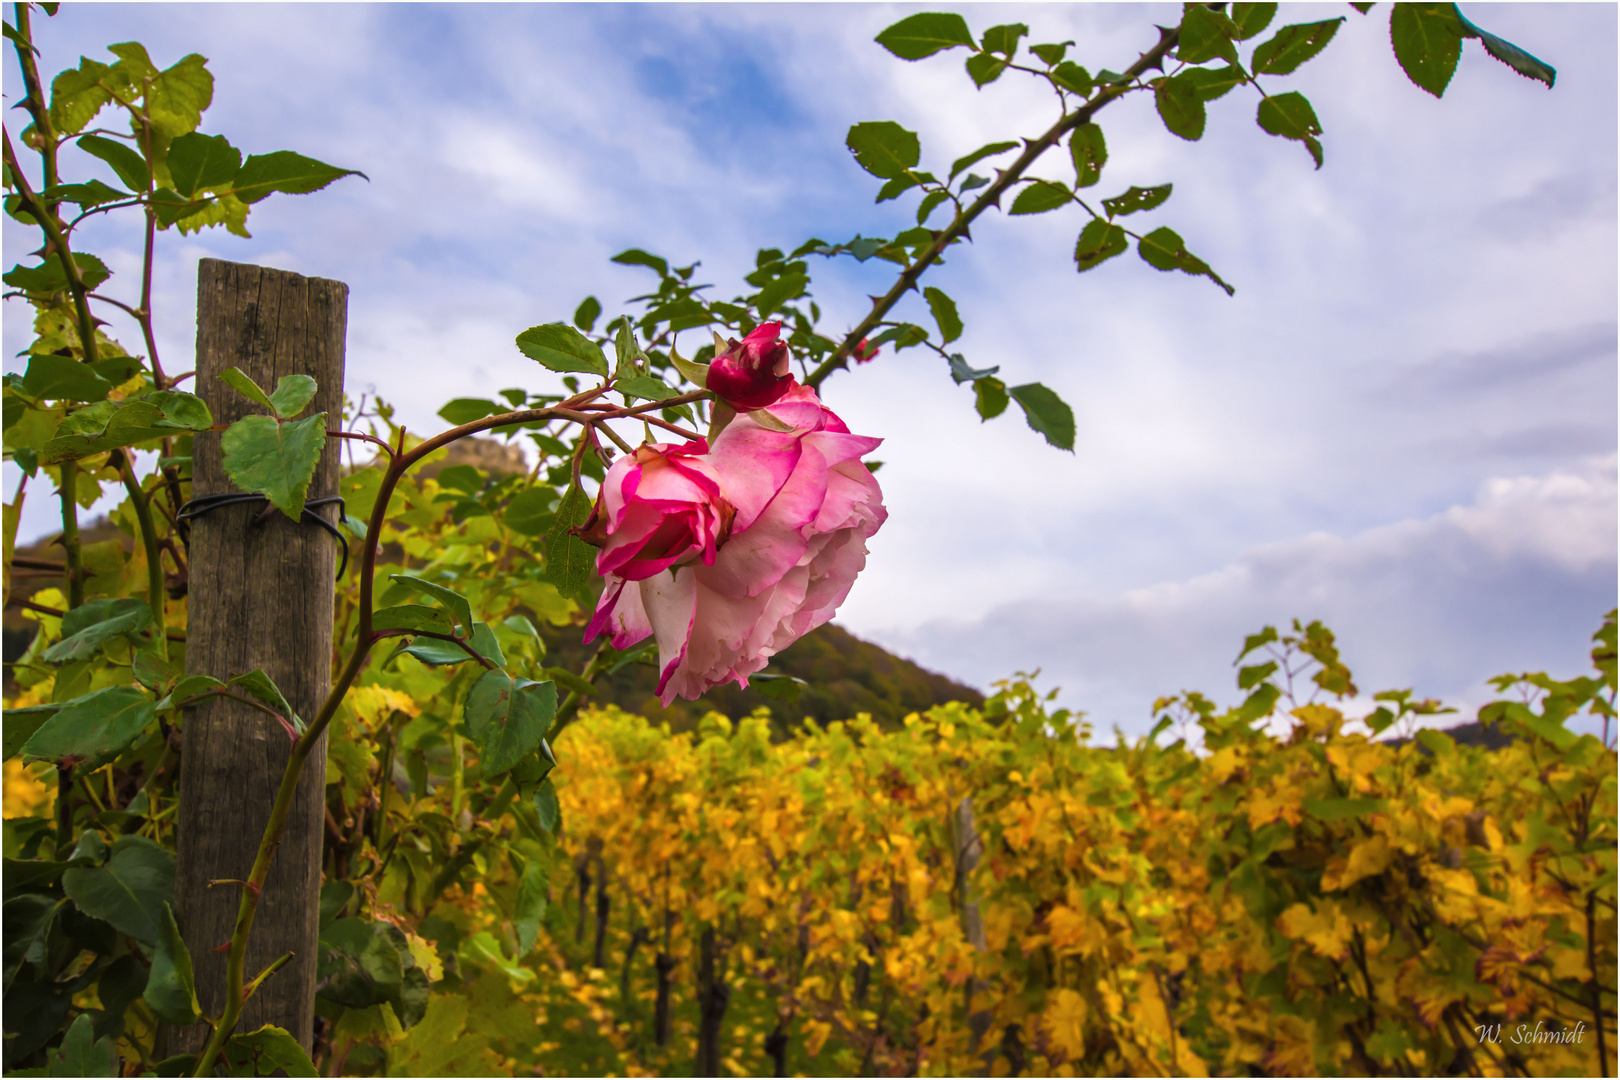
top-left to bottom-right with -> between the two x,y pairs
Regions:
853,338 -> 880,364
706,322 -> 795,410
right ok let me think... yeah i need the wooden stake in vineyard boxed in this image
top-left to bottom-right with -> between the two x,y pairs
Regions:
168,259 -> 348,1054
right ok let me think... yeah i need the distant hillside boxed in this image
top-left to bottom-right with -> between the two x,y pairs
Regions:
541,620 -> 984,739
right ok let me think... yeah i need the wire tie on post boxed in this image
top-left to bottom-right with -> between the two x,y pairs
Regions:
176,494 -> 351,579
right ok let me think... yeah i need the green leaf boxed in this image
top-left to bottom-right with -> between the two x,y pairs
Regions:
61,835 -> 173,943
1068,123 -> 1107,188
44,179 -> 130,209
267,374 -> 317,419
846,121 -> 920,179
981,23 -> 1028,55
1051,61 -> 1094,96
874,12 -> 975,60
143,902 -> 199,1026
43,598 -> 152,662
1073,219 -> 1127,272
503,486 -> 556,538
1102,183 -> 1173,217
874,173 -> 920,202
20,354 -> 111,404
227,671 -> 301,734
515,323 -> 609,378
222,1024 -> 317,1077
372,605 -> 456,635
436,398 -> 501,426
4,704 -> 60,759
1453,7 -> 1556,89
45,1012 -> 118,1078
973,376 -> 1008,420
615,375 -> 675,402
41,392 -> 212,463
395,622 -> 503,668
948,140 -> 1017,180
154,674 -> 225,711
387,574 -> 474,638
1137,227 -> 1235,295
1232,3 -> 1278,40
1250,18 -> 1344,75
167,131 -> 241,197
22,686 -> 155,771
230,151 -> 364,204
464,672 -> 557,776
916,189 -> 950,224
49,57 -> 112,135
1181,64 -> 1248,101
1256,91 -> 1324,167
1008,180 -> 1072,215
1155,75 -> 1207,140
543,483 -> 595,604
610,248 -> 669,277
1238,660 -> 1279,690
219,367 -> 273,410
1390,3 -> 1464,97
1009,383 -> 1075,451
923,287 -> 962,343
76,134 -> 150,192
1177,5 -> 1241,66
965,52 -> 1009,87
754,273 -> 807,317
513,860 -> 547,956
4,252 -> 111,293
751,673 -> 805,703
1302,796 -> 1384,821
533,779 -> 561,833
144,51 -> 213,139
220,412 -> 328,521
316,919 -> 405,1009
1415,727 -> 1456,757
572,296 -> 601,332
1030,41 -> 1071,66
948,354 -> 998,384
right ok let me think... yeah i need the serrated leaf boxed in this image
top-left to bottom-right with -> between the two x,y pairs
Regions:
1155,74 -> 1206,140
144,902 -> 200,1025
1390,3 -> 1463,97
544,483 -> 596,604
1181,64 -> 1248,101
220,412 -> 327,520
924,287 -> 962,343
917,189 -> 951,224
616,375 -> 675,402
875,173 -> 921,203
874,12 -> 975,60
974,376 -> 1008,420
22,686 -> 155,771
372,605 -> 456,635
847,121 -> 920,180
46,1013 -> 118,1078
948,140 -> 1017,180
965,52 -> 1009,87
533,778 -> 561,833
464,671 -> 557,775
228,671 -> 301,733
1453,7 -> 1556,88
387,574 -> 474,637
4,252 -> 111,293
1009,180 -> 1072,215
1232,3 -> 1278,40
573,295 -> 601,332
503,486 -> 557,538
754,273 -> 807,317
981,22 -> 1028,56
42,392 -> 212,463
267,374 -> 317,419
1073,219 -> 1128,272
44,178 -> 130,209
219,367 -> 273,410
394,622 -> 504,668
1177,5 -> 1241,66
167,131 -> 241,197
1068,123 -> 1107,188
1251,18 -> 1344,75
42,597 -> 152,662
437,398 -> 501,426
1102,183 -> 1173,217
1137,227 -> 1235,295
231,151 -> 364,204
1051,61 -> 1094,96
49,57 -> 112,135
1009,382 -> 1075,451
77,134 -> 149,192
61,835 -> 173,943
145,51 -> 213,139
154,674 -> 225,711
515,323 -> 609,378
4,704 -> 59,760
513,859 -> 547,955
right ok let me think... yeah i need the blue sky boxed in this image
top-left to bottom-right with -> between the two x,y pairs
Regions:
5,4 -> 1615,739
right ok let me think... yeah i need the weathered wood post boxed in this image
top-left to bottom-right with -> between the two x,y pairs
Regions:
169,258 -> 347,1054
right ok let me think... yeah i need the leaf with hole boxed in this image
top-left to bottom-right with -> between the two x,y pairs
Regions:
1257,91 -> 1324,167
1074,220 -> 1128,272
1251,18 -> 1343,75
1068,123 -> 1107,188
221,412 -> 327,520
874,12 -> 975,60
1102,184 -> 1173,217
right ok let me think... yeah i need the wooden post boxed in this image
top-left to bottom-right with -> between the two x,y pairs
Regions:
168,259 -> 347,1055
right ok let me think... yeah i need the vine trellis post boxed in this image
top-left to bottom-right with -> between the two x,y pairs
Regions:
168,258 -> 348,1055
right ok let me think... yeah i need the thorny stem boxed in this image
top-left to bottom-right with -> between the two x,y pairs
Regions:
113,450 -> 167,660
804,24 -> 1181,390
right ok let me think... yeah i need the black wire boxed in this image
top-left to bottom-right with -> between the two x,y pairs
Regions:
176,494 -> 351,579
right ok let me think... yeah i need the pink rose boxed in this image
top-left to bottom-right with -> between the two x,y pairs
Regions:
705,322 -> 795,410
582,384 -> 885,704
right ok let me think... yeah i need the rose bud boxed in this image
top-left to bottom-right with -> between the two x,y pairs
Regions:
853,338 -> 881,364
706,322 -> 795,411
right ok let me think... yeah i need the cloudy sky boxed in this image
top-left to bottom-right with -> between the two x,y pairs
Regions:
5,4 -> 1615,740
